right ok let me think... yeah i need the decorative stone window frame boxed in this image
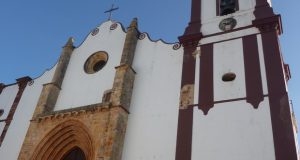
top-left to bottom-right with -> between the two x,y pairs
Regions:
84,51 -> 109,74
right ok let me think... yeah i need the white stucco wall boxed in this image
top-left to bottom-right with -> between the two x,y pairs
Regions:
200,28 -> 259,45
0,18 -> 278,160
0,85 -> 19,121
122,36 -> 183,160
55,21 -> 126,110
202,10 -> 256,36
192,99 -> 275,160
0,68 -> 55,160
202,0 -> 217,21
239,0 -> 256,11
0,122 -> 4,138
0,85 -> 19,147
201,0 -> 256,36
213,38 -> 246,101
122,23 -> 276,159
192,34 -> 275,159
257,34 -> 268,95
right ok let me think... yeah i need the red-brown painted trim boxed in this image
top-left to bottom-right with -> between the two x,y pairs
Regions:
284,64 -> 291,81
0,76 -> 31,146
260,28 -> 298,159
215,95 -> 268,104
181,48 -> 197,84
180,0 -> 202,43
0,83 -> 5,95
190,0 -> 201,23
242,35 -> 264,108
175,46 -> 197,160
203,24 -> 255,39
184,0 -> 202,35
253,15 -> 283,35
191,95 -> 269,107
253,0 -> 274,21
175,107 -> 194,160
203,32 -> 259,47
179,33 -> 203,47
216,0 -> 220,16
176,0 -> 202,159
198,44 -> 214,115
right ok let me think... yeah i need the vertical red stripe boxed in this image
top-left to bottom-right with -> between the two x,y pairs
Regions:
0,77 -> 31,146
175,107 -> 194,160
183,0 -> 201,35
255,0 -> 269,7
198,44 -> 214,115
176,0 -> 202,159
175,47 -> 197,160
190,0 -> 201,23
181,48 -> 197,84
242,35 -> 264,108
253,0 -> 274,19
216,0 -> 220,16
261,31 -> 298,160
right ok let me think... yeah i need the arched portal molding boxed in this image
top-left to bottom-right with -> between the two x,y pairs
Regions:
31,119 -> 94,160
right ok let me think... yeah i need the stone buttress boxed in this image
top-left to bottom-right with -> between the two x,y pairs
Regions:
18,19 -> 139,160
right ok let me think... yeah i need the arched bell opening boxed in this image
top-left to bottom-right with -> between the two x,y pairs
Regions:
219,0 -> 238,16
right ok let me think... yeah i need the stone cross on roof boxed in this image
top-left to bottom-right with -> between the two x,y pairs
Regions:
104,4 -> 119,20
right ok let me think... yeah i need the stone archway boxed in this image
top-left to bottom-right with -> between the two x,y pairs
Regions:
62,147 -> 86,160
30,120 -> 94,160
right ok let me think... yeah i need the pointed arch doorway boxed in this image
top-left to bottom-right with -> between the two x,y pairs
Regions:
62,147 -> 86,160
30,120 -> 94,160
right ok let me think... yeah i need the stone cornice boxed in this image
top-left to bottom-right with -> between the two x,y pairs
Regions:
35,103 -> 110,122
253,15 -> 283,35
179,33 -> 203,48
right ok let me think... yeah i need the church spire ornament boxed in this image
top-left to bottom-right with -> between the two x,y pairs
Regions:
104,4 -> 119,20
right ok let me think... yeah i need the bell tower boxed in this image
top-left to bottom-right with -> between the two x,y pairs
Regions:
176,0 -> 299,160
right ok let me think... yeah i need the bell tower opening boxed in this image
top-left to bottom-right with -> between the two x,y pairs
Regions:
62,147 -> 86,160
219,0 -> 238,16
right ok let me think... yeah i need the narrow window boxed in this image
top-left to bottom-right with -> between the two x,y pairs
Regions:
217,0 -> 238,16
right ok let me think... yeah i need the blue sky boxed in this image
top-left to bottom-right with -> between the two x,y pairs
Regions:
0,0 -> 190,82
0,0 -> 299,134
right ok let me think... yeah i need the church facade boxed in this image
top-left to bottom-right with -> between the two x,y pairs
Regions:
0,0 -> 298,160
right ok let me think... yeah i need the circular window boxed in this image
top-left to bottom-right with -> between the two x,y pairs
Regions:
0,109 -> 4,117
84,51 -> 108,74
222,72 -> 236,82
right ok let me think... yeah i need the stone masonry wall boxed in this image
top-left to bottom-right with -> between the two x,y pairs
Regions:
18,104 -> 128,160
